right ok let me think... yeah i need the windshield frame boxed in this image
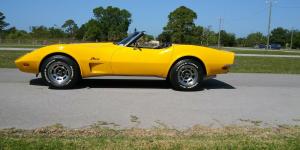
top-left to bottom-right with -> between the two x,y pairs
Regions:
116,32 -> 144,46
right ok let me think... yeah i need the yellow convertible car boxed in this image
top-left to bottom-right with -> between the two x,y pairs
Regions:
15,31 -> 235,90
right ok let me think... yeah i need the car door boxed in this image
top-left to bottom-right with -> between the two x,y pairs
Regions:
78,43 -> 119,77
111,46 -> 172,77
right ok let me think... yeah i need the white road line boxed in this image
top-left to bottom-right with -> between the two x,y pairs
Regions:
0,48 -> 35,51
236,54 -> 300,58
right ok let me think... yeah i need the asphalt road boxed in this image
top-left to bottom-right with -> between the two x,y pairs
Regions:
0,69 -> 300,129
0,47 -> 36,51
236,54 -> 300,58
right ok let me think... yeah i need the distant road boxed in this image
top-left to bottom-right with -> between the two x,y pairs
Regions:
236,54 -> 300,58
0,47 -> 35,51
224,47 -> 263,51
224,47 -> 300,52
0,68 -> 300,129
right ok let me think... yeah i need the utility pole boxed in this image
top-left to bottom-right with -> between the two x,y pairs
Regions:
218,17 -> 222,48
290,28 -> 294,50
266,0 -> 273,50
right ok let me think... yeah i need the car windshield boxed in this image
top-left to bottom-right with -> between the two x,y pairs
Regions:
117,32 -> 140,46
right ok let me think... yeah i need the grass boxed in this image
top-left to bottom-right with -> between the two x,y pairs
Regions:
0,50 -> 29,68
1,50 -> 300,74
0,124 -> 299,149
231,57 -> 300,74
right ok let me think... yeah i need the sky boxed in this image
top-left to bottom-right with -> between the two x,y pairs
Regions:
1,0 -> 300,37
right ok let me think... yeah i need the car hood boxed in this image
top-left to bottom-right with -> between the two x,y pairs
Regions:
50,42 -> 116,51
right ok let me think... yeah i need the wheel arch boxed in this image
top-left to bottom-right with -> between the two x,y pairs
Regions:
167,56 -> 207,79
39,52 -> 82,77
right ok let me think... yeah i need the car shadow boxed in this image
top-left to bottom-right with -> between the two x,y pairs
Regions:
30,78 -> 235,91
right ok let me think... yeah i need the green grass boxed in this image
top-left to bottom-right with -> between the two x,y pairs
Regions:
0,124 -> 299,149
1,50 -> 300,74
229,50 -> 300,56
231,57 -> 300,74
0,50 -> 29,68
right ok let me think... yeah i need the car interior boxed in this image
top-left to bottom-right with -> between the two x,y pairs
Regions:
118,31 -> 172,49
131,37 -> 172,49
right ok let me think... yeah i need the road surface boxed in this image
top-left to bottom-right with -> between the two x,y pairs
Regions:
236,53 -> 300,58
0,69 -> 300,129
0,47 -> 36,51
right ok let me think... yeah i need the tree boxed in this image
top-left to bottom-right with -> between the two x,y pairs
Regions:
291,30 -> 300,49
246,32 -> 266,47
270,27 -> 289,47
0,11 -> 9,40
157,31 -> 172,43
83,19 -> 104,41
62,19 -> 78,39
75,24 -> 87,40
236,38 -> 247,47
30,26 -> 50,39
219,30 -> 236,47
48,26 -> 65,38
189,26 -> 203,45
5,27 -> 30,39
203,28 -> 217,46
163,6 -> 197,44
91,6 -> 132,41
142,34 -> 154,41
0,11 -> 9,31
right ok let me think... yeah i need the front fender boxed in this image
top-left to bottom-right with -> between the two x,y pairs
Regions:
15,44 -> 84,76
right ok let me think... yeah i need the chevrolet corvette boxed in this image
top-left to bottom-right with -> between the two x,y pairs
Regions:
15,31 -> 235,90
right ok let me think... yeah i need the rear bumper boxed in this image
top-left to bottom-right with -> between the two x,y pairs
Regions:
221,64 -> 233,73
206,51 -> 235,75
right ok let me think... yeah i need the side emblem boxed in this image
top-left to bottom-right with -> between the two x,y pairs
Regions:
90,57 -> 100,61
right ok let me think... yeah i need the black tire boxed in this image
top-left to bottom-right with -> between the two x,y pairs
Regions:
169,59 -> 204,91
41,55 -> 80,89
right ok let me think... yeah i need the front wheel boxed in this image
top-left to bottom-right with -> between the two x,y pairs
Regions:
169,59 -> 204,91
41,55 -> 80,89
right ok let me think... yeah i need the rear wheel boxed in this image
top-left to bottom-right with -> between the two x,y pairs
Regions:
41,55 -> 80,89
169,59 -> 204,91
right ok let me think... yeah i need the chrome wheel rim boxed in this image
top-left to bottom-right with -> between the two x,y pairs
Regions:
177,64 -> 199,87
47,61 -> 71,85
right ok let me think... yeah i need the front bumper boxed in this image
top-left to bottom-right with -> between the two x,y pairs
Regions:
15,53 -> 39,74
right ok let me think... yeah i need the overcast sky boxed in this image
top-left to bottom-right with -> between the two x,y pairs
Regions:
1,0 -> 300,37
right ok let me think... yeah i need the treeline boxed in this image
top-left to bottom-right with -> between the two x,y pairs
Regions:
157,6 -> 300,49
0,6 -> 131,43
0,6 -> 300,48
